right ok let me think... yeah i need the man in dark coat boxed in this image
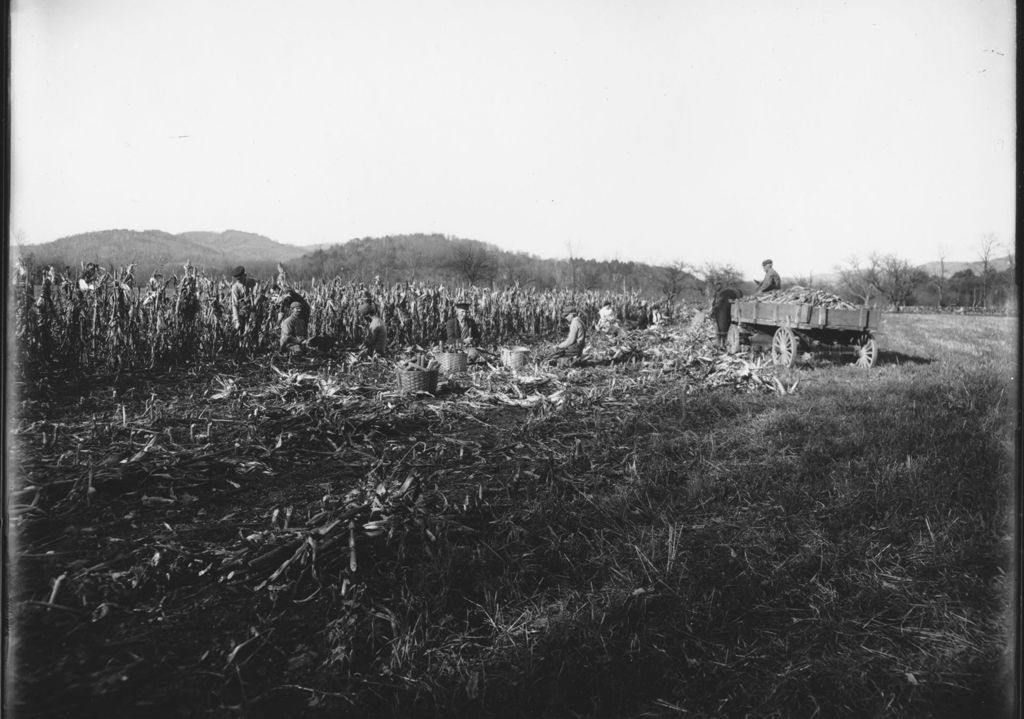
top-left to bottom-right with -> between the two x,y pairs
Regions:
755,259 -> 781,294
712,286 -> 743,349
441,302 -> 483,361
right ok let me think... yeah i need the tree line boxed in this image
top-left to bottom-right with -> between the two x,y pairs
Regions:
829,240 -> 1016,312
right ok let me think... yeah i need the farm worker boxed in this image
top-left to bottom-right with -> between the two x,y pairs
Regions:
651,304 -> 667,327
229,266 -> 258,333
142,272 -> 166,307
636,301 -> 651,330
597,300 -> 619,333
272,284 -> 310,322
550,306 -> 587,363
359,302 -> 388,357
279,301 -> 308,354
442,302 -> 483,361
711,286 -> 743,349
755,259 -> 781,294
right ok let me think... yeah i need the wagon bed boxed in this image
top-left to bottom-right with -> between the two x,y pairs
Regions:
728,299 -> 880,368
732,300 -> 879,332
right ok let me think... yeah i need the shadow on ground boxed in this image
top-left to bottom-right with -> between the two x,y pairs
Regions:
877,350 -> 934,366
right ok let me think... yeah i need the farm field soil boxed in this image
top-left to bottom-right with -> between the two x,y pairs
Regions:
6,313 -> 1017,718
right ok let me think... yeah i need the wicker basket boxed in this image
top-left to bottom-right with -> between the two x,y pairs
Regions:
395,367 -> 439,394
436,351 -> 468,374
501,347 -> 531,370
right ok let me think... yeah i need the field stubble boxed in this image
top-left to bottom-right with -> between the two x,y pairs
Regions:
6,312 -> 1017,718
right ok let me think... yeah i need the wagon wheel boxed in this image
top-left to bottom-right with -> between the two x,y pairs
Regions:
855,336 -> 878,368
771,327 -> 799,367
726,325 -> 742,354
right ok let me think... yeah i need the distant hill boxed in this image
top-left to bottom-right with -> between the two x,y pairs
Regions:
175,230 -> 309,262
16,229 -> 309,280
284,233 -> 693,295
14,230 -> 702,298
917,257 -> 1013,277
800,256 -> 1015,289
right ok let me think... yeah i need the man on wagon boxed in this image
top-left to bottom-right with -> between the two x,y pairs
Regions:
755,259 -> 781,294
441,301 -> 483,362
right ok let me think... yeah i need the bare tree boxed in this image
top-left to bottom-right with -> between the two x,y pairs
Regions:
565,240 -> 578,291
698,262 -> 743,289
688,262 -> 744,306
935,246 -> 948,308
660,261 -> 690,301
449,243 -> 496,286
836,255 -> 881,307
978,233 -> 999,308
873,254 -> 926,312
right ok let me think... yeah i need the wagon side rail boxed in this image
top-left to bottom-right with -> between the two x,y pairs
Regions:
732,300 -> 878,332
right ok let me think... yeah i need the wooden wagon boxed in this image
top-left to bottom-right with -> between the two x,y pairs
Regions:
727,299 -> 880,368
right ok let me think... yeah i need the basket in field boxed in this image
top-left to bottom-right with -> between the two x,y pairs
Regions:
501,346 -> 531,370
436,351 -> 468,374
395,367 -> 439,394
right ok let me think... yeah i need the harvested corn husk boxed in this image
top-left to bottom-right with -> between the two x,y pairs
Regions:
754,286 -> 857,309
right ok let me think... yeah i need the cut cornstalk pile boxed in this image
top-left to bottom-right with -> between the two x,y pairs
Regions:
753,285 -> 858,308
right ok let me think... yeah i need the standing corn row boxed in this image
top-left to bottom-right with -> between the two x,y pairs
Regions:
13,264 -> 686,374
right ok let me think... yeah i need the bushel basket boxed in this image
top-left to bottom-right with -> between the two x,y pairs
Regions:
436,351 -> 468,374
396,367 -> 439,394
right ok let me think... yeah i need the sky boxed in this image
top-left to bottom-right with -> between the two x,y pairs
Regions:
9,0 -> 1016,277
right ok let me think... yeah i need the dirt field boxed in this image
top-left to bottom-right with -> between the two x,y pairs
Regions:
5,312 -> 1017,718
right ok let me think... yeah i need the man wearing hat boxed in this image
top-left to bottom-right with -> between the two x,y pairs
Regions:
359,302 -> 388,357
755,259 -> 781,294
229,266 -> 259,349
442,301 -> 483,361
271,283 -> 310,323
550,306 -> 587,364
279,300 -> 309,354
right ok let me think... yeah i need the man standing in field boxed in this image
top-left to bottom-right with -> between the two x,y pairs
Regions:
711,285 -> 743,349
230,266 -> 259,352
279,301 -> 308,355
441,301 -> 483,362
549,306 -> 587,365
359,302 -> 388,357
755,259 -> 781,294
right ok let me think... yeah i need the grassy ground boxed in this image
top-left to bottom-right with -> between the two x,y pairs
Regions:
6,312 -> 1017,718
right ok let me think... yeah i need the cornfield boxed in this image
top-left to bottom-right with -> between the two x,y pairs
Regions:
12,262 -> 677,373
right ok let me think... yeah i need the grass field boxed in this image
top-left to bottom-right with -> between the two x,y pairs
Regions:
6,312 -> 1018,718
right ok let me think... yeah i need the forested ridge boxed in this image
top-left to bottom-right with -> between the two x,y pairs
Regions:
16,231 -> 697,296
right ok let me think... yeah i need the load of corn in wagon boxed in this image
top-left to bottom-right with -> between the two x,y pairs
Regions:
727,286 -> 880,368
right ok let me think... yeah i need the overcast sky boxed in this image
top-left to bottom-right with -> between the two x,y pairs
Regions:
10,0 -> 1016,277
